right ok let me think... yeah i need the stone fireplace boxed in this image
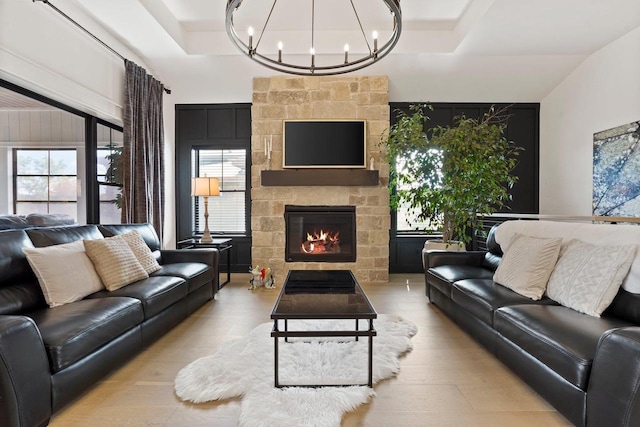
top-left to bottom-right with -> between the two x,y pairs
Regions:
251,76 -> 390,283
284,205 -> 356,263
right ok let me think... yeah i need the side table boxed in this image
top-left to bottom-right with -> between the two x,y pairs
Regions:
177,238 -> 232,289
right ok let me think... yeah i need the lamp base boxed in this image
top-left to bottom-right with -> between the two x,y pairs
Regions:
201,196 -> 213,243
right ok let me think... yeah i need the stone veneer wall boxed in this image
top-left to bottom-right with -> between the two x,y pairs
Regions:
251,76 -> 390,283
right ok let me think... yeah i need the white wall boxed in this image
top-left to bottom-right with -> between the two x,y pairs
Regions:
0,0 -> 148,124
540,26 -> 640,215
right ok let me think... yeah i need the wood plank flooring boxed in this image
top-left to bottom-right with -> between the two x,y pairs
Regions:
50,274 -> 571,426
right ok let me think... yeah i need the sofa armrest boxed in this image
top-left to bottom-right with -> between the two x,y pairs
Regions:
0,316 -> 51,427
588,327 -> 640,426
160,248 -> 219,267
423,250 -> 487,269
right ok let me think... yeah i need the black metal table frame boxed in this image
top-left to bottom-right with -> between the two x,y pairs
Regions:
271,318 -> 377,388
176,238 -> 232,288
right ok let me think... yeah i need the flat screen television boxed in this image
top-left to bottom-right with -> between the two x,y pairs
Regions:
283,120 -> 366,168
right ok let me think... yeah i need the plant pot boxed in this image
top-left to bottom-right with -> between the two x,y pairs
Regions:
422,240 -> 466,268
423,240 -> 466,252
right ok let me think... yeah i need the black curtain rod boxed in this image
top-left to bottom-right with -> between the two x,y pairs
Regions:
33,0 -> 171,95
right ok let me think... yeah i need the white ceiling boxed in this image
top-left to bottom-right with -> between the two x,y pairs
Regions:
4,0 -> 640,106
0,87 -> 57,110
69,0 -> 640,58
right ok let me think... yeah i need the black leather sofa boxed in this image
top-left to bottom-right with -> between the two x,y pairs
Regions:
424,224 -> 640,427
0,223 -> 219,427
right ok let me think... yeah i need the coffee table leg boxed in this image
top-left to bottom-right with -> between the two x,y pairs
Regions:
355,319 -> 359,342
368,319 -> 373,387
284,319 -> 288,343
274,320 -> 280,388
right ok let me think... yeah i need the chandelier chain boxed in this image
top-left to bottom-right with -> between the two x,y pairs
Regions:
255,0 -> 278,52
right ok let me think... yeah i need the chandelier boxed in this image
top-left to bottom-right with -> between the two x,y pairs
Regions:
225,0 -> 402,76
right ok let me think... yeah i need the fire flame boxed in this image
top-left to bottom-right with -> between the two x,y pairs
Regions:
301,229 -> 340,254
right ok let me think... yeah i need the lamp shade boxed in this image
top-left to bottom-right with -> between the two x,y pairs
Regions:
191,177 -> 220,197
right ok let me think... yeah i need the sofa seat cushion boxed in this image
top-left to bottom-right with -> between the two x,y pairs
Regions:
495,305 -> 632,390
86,276 -> 187,319
428,266 -> 494,298
27,297 -> 143,373
151,263 -> 211,293
452,279 -> 558,326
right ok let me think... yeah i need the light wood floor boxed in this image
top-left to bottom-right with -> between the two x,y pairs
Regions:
50,274 -> 571,426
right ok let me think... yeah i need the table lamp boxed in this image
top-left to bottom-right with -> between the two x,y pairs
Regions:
191,177 -> 220,243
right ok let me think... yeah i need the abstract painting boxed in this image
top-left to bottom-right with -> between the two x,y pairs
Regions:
593,120 -> 640,216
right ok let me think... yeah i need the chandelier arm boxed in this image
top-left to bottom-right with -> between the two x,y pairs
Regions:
255,0 -> 278,51
349,0 -> 372,54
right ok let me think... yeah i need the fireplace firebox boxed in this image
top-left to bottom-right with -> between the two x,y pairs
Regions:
284,205 -> 356,263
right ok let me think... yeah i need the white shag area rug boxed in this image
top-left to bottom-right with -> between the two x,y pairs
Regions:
175,314 -> 417,427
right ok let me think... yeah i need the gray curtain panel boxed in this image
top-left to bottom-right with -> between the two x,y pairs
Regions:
122,60 -> 165,244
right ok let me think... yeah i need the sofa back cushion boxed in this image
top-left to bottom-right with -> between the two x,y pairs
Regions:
26,225 -> 103,247
0,229 -> 46,314
604,288 -> 640,324
482,224 -> 503,270
0,215 -> 29,230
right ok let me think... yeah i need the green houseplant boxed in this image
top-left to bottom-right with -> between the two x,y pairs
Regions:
381,104 -> 521,246
104,146 -> 124,209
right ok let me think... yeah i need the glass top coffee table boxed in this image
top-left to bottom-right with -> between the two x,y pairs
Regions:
270,270 -> 377,388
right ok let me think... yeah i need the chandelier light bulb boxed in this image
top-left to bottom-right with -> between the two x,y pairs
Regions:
310,47 -> 315,69
277,41 -> 283,62
373,31 -> 378,51
344,43 -> 349,64
248,26 -> 254,53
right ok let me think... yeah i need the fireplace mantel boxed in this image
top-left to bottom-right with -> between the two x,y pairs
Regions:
261,169 -> 379,186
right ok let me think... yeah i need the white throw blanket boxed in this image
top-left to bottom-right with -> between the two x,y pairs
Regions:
495,220 -> 640,293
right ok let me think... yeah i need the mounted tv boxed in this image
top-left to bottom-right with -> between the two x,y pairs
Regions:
283,120 -> 366,168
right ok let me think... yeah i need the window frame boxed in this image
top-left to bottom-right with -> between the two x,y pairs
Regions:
191,147 -> 248,235
12,147 -> 78,217
174,103 -> 252,243
1,79 -> 123,225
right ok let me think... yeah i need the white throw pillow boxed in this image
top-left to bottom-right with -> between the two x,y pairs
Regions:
546,240 -> 636,317
120,230 -> 161,274
84,236 -> 149,291
23,240 -> 105,307
493,234 -> 562,300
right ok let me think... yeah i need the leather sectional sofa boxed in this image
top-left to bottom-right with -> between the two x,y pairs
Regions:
0,223 -> 219,427
424,221 -> 640,427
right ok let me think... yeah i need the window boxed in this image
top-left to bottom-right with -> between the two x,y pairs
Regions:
96,124 -> 123,224
394,149 -> 443,234
191,148 -> 247,234
13,149 -> 78,219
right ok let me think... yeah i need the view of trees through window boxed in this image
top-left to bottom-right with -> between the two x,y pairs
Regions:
14,149 -> 77,219
191,148 -> 247,234
96,124 -> 123,224
394,150 -> 443,233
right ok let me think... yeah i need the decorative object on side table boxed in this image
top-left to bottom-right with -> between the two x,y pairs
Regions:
264,135 -> 272,170
191,176 -> 220,243
248,265 -> 276,290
